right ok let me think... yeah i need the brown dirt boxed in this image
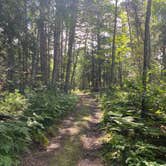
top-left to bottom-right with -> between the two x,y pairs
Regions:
21,93 -> 104,166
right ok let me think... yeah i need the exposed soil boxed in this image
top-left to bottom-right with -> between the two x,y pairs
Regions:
21,93 -> 104,166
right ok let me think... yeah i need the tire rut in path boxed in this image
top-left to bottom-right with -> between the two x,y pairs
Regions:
21,94 -> 104,166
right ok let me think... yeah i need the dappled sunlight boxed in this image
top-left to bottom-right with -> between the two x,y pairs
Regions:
77,159 -> 103,166
1,0 -> 164,164
74,120 -> 90,129
72,89 -> 85,95
59,126 -> 81,136
21,94 -> 104,166
47,142 -> 61,152
80,134 -> 102,150
49,94 -> 104,166
82,115 -> 92,121
62,119 -> 74,127
101,133 -> 113,143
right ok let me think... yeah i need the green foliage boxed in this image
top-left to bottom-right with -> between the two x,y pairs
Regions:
101,86 -> 166,166
24,90 -> 78,146
0,89 -> 78,166
0,156 -> 13,166
0,121 -> 30,165
0,90 -> 29,115
146,83 -> 166,114
26,90 -> 78,127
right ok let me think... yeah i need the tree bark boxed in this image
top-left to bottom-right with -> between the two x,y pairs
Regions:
71,47 -> 80,88
110,0 -> 118,85
64,0 -> 78,93
162,46 -> 166,77
39,0 -> 48,85
7,35 -> 14,92
125,1 -> 134,59
21,0 -> 28,93
52,14 -> 61,86
141,0 -> 152,117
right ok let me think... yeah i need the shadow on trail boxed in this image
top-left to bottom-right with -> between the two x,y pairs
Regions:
22,94 -> 104,166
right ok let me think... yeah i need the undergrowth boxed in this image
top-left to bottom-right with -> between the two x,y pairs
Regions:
0,89 -> 78,166
101,83 -> 166,166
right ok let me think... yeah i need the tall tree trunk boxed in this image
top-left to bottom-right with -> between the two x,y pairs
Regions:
162,46 -> 166,77
141,0 -> 152,117
64,28 -> 69,56
97,20 -> 102,90
7,35 -> 14,92
47,27 -> 51,84
125,1 -> 134,59
59,21 -> 64,86
52,14 -> 61,86
32,47 -> 38,87
118,53 -> 123,88
64,0 -> 77,93
39,0 -> 48,85
91,34 -> 97,91
133,1 -> 145,76
71,50 -> 79,88
31,27 -> 39,87
21,0 -> 28,93
47,2 -> 52,85
110,0 -> 118,85
91,47 -> 95,90
132,2 -> 144,42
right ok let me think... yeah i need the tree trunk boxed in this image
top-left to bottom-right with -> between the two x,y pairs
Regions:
52,15 -> 61,86
7,36 -> 14,92
97,21 -> 102,90
64,0 -> 77,93
32,47 -> 38,87
59,21 -> 64,86
118,53 -> 123,88
71,48 -> 80,88
162,46 -> 166,77
125,1 -> 134,59
91,47 -> 95,90
141,0 -> 152,117
21,0 -> 28,93
39,0 -> 48,85
110,0 -> 118,85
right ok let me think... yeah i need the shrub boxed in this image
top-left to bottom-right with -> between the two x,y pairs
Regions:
25,90 -> 78,127
24,90 -> 78,146
0,121 -> 31,166
101,87 -> 166,165
0,90 -> 29,116
0,89 -> 78,166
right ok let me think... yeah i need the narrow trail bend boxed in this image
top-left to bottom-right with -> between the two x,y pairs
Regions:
22,94 -> 104,166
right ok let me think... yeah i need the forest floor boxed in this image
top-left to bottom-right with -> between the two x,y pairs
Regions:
21,93 -> 104,166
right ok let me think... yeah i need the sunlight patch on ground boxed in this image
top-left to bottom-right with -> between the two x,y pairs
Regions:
22,94 -> 104,166
80,134 -> 102,150
82,115 -> 92,121
74,120 -> 90,129
47,142 -> 61,152
59,126 -> 81,136
78,159 -> 103,166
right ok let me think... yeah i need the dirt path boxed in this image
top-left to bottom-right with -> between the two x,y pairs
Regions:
22,94 -> 104,166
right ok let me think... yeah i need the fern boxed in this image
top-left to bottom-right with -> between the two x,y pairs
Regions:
101,87 -> 166,165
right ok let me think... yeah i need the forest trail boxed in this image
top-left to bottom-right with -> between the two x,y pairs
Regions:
22,93 -> 104,166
